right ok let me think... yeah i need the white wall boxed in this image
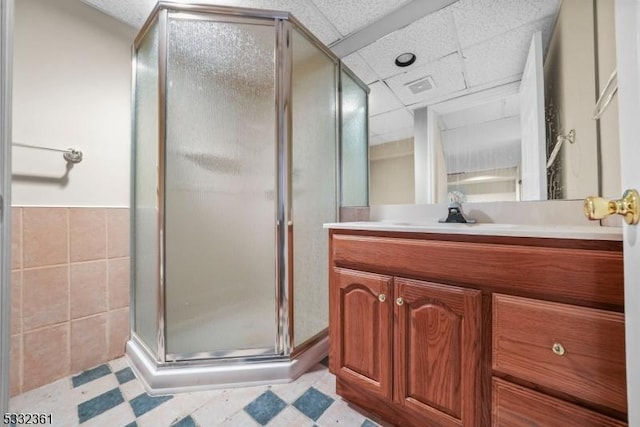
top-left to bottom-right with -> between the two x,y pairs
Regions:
369,138 -> 415,205
12,0 -> 135,207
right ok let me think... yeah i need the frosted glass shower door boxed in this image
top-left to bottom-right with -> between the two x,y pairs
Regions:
291,29 -> 338,348
164,16 -> 277,358
133,20 -> 160,354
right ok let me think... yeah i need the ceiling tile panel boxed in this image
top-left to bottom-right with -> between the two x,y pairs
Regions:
341,52 -> 380,84
369,127 -> 414,146
440,103 -> 502,130
358,7 -> 458,79
82,0 -> 155,28
440,93 -> 521,130
267,0 -> 342,44
311,0 -> 409,36
209,0 -> 342,45
441,116 -> 522,153
84,0 -> 342,44
385,54 -> 466,106
503,94 -> 521,117
462,16 -> 555,87
368,81 -> 405,116
369,108 -> 414,136
451,0 -> 561,48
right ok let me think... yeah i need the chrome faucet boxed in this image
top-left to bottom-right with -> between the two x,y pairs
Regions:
438,202 -> 476,224
439,192 -> 475,223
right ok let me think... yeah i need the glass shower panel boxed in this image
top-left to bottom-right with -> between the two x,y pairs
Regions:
133,21 -> 160,354
340,70 -> 368,207
291,29 -> 337,347
164,17 -> 277,357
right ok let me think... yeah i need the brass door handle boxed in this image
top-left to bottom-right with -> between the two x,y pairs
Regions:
378,294 -> 386,302
584,189 -> 639,225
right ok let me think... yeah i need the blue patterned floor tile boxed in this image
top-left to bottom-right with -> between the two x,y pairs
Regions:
172,415 -> 197,427
72,364 -> 112,388
362,420 -> 379,427
124,422 -> 137,427
129,393 -> 173,417
244,390 -> 287,425
292,387 -> 334,421
77,387 -> 124,423
115,367 -> 135,384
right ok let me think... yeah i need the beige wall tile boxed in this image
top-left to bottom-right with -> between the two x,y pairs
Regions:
107,208 -> 129,258
11,271 -> 22,335
23,324 -> 70,391
108,308 -> 130,360
70,261 -> 107,319
10,335 -> 22,396
11,207 -> 22,270
23,266 -> 69,331
108,258 -> 129,310
70,208 -> 107,262
71,314 -> 108,374
23,208 -> 68,268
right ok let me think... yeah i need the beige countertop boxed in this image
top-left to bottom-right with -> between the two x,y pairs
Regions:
324,221 -> 623,241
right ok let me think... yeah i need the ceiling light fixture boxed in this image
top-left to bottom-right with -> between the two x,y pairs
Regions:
394,52 -> 416,67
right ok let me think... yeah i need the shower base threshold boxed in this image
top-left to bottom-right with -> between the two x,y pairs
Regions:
125,335 -> 328,395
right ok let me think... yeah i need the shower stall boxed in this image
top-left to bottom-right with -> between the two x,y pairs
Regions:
127,2 -> 369,393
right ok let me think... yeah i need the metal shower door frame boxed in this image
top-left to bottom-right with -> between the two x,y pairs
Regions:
129,2 -> 368,366
0,0 -> 13,414
131,3 -> 297,364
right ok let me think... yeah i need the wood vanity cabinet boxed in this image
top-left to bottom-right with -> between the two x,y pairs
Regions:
331,268 -> 481,427
328,228 -> 626,427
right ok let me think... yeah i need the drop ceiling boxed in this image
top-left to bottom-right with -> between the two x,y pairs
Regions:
82,0 -> 561,146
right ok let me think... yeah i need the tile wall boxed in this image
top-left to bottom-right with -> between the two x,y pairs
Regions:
9,207 -> 131,396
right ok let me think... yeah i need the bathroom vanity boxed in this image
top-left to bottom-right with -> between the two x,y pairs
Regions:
326,222 -> 626,427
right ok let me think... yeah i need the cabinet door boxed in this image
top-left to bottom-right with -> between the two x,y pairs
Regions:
492,378 -> 626,427
330,268 -> 393,400
394,278 -> 481,427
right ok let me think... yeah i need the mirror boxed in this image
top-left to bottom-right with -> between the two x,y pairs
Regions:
359,0 -> 620,205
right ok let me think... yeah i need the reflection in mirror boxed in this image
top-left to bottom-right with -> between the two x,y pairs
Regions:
544,0 -> 620,200
340,68 -> 369,207
414,85 -> 526,204
360,0 -> 620,205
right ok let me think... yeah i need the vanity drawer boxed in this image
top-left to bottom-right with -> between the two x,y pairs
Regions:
492,378 -> 626,426
492,294 -> 626,413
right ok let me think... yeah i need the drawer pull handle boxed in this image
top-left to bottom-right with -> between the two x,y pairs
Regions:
552,342 -> 566,356
396,297 -> 404,306
378,294 -> 386,302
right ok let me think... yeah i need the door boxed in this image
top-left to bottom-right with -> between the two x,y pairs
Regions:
519,31 -> 547,201
0,0 -> 13,415
393,278 -> 481,427
615,1 -> 640,425
330,268 -> 393,400
160,16 -> 279,359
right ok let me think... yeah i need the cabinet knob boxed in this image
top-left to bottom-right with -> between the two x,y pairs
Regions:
378,294 -> 386,302
552,342 -> 566,356
396,297 -> 404,306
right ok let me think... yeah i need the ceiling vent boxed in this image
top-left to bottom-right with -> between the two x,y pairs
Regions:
405,75 -> 435,94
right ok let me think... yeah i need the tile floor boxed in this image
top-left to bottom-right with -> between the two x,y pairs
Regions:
9,357 -> 393,427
